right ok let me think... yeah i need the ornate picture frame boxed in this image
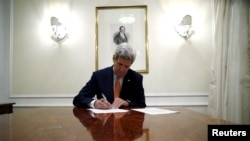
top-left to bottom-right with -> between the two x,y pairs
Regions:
95,6 -> 149,73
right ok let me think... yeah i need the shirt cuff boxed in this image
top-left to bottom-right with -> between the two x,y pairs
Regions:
89,100 -> 96,108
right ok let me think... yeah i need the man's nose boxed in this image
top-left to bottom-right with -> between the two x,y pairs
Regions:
119,66 -> 126,72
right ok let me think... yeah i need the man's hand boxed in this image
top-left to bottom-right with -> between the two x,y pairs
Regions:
94,98 -> 112,109
112,98 -> 129,109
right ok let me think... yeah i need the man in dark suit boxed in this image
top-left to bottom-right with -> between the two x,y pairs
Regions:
73,43 -> 146,109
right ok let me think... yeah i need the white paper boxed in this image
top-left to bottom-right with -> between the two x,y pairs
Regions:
132,107 -> 179,115
88,108 -> 129,114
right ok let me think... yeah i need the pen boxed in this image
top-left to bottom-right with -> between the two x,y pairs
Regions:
101,93 -> 112,109
101,93 -> 107,100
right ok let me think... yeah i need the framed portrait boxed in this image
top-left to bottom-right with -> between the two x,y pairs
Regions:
95,6 -> 149,73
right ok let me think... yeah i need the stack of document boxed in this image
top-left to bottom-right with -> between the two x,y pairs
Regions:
132,107 -> 179,115
88,108 -> 128,114
88,107 -> 178,115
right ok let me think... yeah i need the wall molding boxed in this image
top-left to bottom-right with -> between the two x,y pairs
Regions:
146,92 -> 208,106
9,92 -> 208,107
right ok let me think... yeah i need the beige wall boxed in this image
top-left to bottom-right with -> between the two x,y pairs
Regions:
12,0 -> 212,95
0,0 -> 10,102
1,0 -> 212,112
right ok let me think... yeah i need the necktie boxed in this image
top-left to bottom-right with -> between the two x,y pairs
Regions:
114,78 -> 121,98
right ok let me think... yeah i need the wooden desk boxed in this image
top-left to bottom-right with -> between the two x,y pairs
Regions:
10,107 -> 231,141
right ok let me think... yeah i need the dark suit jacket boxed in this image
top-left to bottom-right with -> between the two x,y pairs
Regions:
73,66 -> 146,108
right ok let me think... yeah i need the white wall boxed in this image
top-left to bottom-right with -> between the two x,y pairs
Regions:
0,0 -> 11,103
1,0 -> 212,114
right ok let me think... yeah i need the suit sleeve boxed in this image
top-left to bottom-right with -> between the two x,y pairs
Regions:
73,72 -> 100,108
128,75 -> 146,108
121,72 -> 146,108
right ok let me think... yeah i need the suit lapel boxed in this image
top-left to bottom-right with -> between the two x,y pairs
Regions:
120,71 -> 132,97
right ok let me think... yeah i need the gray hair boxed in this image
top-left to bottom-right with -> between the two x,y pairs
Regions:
113,43 -> 136,63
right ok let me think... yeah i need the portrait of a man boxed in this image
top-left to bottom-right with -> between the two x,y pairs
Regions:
113,26 -> 129,45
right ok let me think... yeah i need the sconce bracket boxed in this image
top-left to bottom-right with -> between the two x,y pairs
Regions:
175,15 -> 193,39
50,17 -> 68,41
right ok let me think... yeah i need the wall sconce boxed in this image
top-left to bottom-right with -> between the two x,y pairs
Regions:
175,15 -> 193,39
50,16 -> 68,41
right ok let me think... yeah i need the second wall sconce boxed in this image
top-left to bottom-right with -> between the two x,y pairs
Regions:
50,16 -> 68,41
175,15 -> 193,39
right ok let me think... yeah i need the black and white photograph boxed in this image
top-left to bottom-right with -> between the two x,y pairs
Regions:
113,25 -> 129,45
95,6 -> 148,73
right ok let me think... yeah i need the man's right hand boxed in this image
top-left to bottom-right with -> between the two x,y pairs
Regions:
94,98 -> 112,109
